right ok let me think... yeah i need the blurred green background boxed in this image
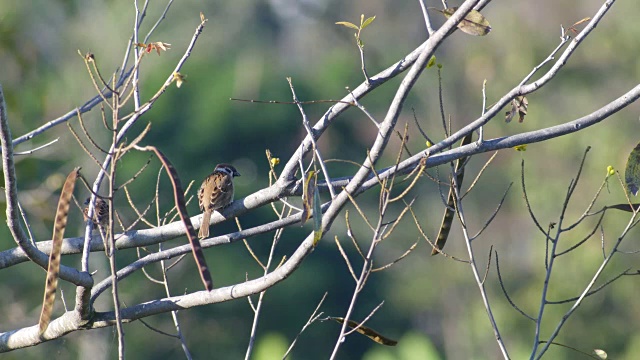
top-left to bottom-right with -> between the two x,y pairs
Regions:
1,0 -> 640,359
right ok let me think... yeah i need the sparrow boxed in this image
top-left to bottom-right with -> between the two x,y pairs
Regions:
198,163 -> 240,238
83,196 -> 111,254
83,196 -> 109,229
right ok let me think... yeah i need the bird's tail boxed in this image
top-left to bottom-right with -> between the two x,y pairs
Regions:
199,210 -> 211,238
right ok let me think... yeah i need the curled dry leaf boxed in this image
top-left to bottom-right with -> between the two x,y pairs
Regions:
433,7 -> 492,36
136,42 -> 171,55
505,96 -> 528,123
568,17 -> 591,35
301,170 -> 316,226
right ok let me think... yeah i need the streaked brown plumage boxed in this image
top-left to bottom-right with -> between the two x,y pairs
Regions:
83,196 -> 111,255
83,196 -> 109,229
198,163 -> 240,238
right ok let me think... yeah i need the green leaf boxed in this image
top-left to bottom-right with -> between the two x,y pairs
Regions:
362,15 -> 376,29
605,203 -> 640,212
426,55 -> 437,68
624,142 -> 640,196
312,231 -> 322,246
312,183 -> 322,246
336,21 -> 359,30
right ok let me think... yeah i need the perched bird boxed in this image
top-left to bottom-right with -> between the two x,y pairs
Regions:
83,196 -> 109,229
198,163 -> 240,238
83,196 -> 111,254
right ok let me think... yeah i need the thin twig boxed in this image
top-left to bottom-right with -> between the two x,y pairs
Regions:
288,77 -> 337,199
417,0 -> 435,35
282,292 -> 328,359
495,251 -> 536,321
372,240 -> 418,272
14,138 -> 59,155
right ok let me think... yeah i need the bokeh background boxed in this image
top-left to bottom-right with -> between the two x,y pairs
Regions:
1,0 -> 640,359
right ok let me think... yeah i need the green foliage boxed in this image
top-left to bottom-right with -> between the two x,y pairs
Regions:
336,14 -> 377,49
426,55 -> 437,69
254,332 -> 289,360
1,1 -> 640,359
